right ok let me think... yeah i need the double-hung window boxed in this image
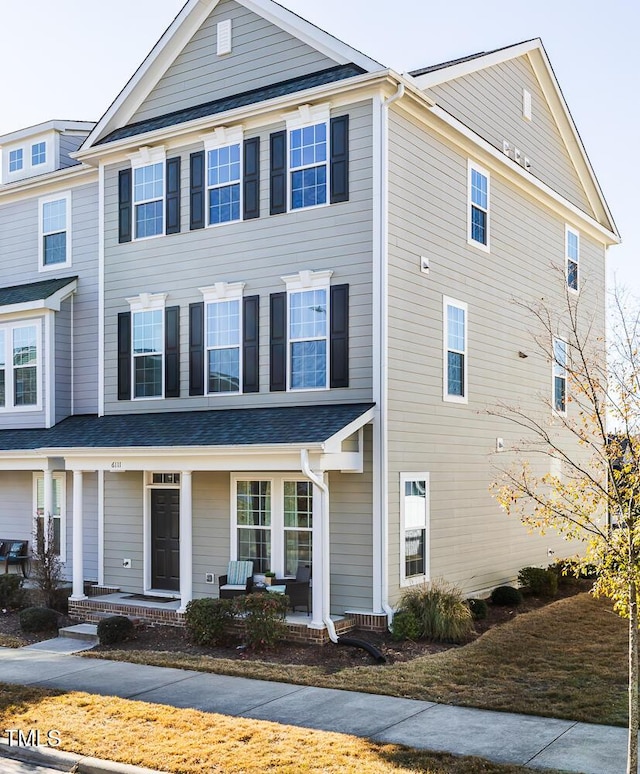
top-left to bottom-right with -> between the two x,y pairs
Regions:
39,192 -> 71,269
283,270 -> 332,391
443,297 -> 468,402
9,149 -> 23,173
32,142 -> 46,166
553,337 -> 567,413
468,161 -> 489,250
34,474 -> 66,560
287,105 -> 329,210
234,476 -> 313,577
204,128 -> 243,226
0,321 -> 40,410
131,147 -> 166,239
128,293 -> 167,399
400,473 -> 429,584
201,282 -> 245,394
566,226 -> 579,292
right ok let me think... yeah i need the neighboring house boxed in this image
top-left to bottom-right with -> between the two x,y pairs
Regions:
0,0 -> 619,640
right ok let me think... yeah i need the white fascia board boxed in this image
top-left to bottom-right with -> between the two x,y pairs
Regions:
323,406 -> 375,453
0,455 -> 52,471
0,166 -> 96,204
83,0 -> 382,150
0,121 -> 95,146
75,71 -> 397,166
409,39 -> 541,89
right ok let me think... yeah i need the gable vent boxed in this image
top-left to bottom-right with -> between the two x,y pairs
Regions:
217,19 -> 232,56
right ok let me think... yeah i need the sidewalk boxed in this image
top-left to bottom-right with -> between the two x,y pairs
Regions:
0,644 -> 634,774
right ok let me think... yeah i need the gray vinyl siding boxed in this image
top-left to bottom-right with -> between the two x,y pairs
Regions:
385,107 -> 606,601
103,100 -> 373,414
0,472 -> 33,542
424,56 -> 594,216
55,299 -> 72,423
103,472 -> 144,592
130,0 -> 340,124
329,425 -> 373,612
58,134 -> 85,170
192,471 -> 231,598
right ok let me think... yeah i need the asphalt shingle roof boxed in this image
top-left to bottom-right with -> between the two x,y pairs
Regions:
0,403 -> 375,452
98,64 -> 366,144
0,276 -> 78,307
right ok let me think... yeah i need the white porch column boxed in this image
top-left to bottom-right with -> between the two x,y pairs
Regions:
310,477 -> 326,629
70,470 -> 87,601
42,468 -> 54,552
178,471 -> 193,612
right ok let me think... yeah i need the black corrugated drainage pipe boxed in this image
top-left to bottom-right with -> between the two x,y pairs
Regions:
337,636 -> 387,663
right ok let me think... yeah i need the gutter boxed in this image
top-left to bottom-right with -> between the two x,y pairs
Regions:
300,448 -> 337,643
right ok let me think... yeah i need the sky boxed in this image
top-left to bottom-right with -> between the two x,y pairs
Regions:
0,0 -> 637,295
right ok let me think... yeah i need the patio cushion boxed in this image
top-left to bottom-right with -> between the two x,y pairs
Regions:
226,560 -> 253,585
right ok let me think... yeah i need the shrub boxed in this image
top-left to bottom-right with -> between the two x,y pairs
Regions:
518,566 -> 558,598
390,609 -> 421,641
0,575 -> 27,611
490,585 -> 523,606
19,606 -> 58,633
398,579 -> 474,643
234,592 -> 288,650
97,615 -> 135,645
185,598 -> 234,646
467,598 -> 488,620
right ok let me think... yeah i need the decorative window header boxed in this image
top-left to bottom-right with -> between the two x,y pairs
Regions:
281,269 -> 333,292
199,282 -> 245,303
126,292 -> 168,313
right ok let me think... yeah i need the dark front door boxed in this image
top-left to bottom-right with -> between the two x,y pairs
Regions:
151,489 -> 180,591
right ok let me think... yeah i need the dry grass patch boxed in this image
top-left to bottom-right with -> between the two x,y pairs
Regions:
86,593 -> 630,726
0,683 -> 558,774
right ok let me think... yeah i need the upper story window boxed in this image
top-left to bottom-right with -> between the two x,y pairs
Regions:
201,282 -> 245,395
9,149 -> 23,173
566,226 -> 580,292
468,161 -> 490,251
39,193 -> 71,270
286,105 -> 330,211
400,473 -> 429,585
128,146 -> 167,240
32,142 -> 46,166
0,321 -> 41,411
204,127 -> 243,226
126,293 -> 168,400
443,297 -> 468,403
553,337 -> 567,414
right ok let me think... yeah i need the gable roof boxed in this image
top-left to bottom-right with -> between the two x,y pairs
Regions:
0,276 -> 78,313
408,39 -> 619,238
83,0 -> 383,149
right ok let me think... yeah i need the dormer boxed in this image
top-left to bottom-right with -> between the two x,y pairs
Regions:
0,120 -> 95,185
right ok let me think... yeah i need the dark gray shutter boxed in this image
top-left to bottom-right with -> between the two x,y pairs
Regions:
269,130 -> 287,215
330,115 -> 349,204
166,157 -> 181,235
118,169 -> 132,243
165,306 -> 180,398
189,302 -> 205,396
330,284 -> 349,388
243,138 -> 260,220
117,312 -> 131,400
190,151 -> 205,230
242,295 -> 260,393
270,292 -> 286,391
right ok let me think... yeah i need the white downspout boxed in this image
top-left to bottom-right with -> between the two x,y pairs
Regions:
378,83 -> 405,627
301,449 -> 337,643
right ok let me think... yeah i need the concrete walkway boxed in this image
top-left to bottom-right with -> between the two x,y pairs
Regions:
0,645 -> 634,774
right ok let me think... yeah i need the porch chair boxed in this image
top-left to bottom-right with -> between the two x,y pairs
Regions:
283,564 -> 311,614
219,560 -> 254,599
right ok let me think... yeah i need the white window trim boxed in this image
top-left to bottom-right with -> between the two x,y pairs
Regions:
282,269 -> 333,392
0,318 -> 43,413
565,225 -> 580,294
552,336 -> 568,416
443,296 -> 468,404
285,103 -> 331,213
231,474 -> 312,578
38,191 -> 72,272
200,281 -> 245,396
128,145 -> 166,241
8,148 -> 24,173
467,160 -> 490,252
127,292 -> 167,401
33,472 -> 67,564
400,472 -> 430,587
202,126 -> 244,228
